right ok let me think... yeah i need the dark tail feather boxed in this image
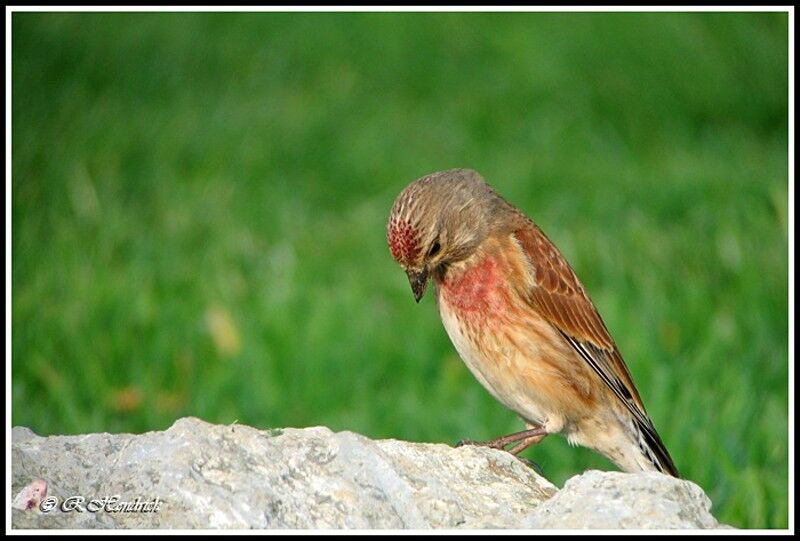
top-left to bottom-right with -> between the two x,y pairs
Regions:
637,420 -> 680,478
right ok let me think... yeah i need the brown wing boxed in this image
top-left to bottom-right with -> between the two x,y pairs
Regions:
512,220 -> 679,477
512,222 -> 643,406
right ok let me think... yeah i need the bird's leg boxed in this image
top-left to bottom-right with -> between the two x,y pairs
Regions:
514,455 -> 546,476
483,426 -> 548,450
508,433 -> 547,455
456,426 -> 548,475
456,425 -> 547,451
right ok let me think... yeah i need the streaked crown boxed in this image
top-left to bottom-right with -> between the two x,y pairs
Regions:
387,168 -> 503,271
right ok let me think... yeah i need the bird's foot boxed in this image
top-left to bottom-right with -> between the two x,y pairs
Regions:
515,456 -> 545,476
458,426 -> 547,450
455,438 -> 505,450
454,427 -> 548,473
454,436 -> 546,475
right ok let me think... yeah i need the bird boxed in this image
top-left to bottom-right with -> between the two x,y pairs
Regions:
386,168 -> 679,477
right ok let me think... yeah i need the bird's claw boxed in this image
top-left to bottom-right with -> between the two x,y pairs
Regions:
515,456 -> 545,475
455,438 -> 510,451
455,438 -> 544,474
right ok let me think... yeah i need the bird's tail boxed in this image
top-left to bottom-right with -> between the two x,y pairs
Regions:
629,418 -> 680,478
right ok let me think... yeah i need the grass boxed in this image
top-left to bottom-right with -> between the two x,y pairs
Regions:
11,11 -> 789,529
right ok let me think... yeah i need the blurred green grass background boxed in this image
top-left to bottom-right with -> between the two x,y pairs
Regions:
11,12 -> 788,529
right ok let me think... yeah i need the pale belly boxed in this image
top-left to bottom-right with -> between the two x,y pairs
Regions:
435,285 -> 569,434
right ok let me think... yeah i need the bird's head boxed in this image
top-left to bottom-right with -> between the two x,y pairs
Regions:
386,168 -> 501,302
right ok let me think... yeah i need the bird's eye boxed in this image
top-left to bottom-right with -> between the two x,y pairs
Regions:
428,240 -> 441,257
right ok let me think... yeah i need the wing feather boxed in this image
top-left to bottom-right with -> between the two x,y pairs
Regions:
512,221 -> 679,477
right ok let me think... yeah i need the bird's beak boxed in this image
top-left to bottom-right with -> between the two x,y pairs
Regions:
406,269 -> 429,303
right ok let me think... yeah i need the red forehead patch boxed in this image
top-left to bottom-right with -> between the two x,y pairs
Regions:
388,218 -> 420,265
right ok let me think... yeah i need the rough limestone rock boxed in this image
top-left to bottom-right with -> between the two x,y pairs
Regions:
11,417 -> 727,529
525,470 -> 727,529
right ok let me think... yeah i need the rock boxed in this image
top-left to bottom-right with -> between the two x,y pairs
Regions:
526,470 -> 728,529
11,417 -> 728,529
